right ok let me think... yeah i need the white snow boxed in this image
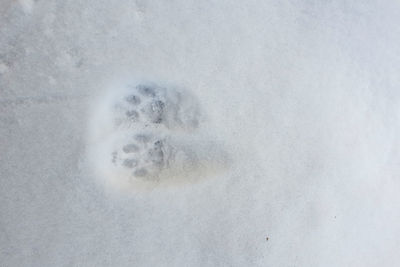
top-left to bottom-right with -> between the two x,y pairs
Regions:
18,0 -> 34,14
1,0 -> 400,266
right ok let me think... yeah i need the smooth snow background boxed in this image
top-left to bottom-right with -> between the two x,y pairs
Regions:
1,0 -> 400,266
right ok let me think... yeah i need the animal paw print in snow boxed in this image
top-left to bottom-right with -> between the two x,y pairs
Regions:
112,83 -> 199,131
111,132 -> 173,180
109,83 -> 200,180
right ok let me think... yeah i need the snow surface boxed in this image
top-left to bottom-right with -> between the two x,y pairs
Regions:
1,0 -> 400,266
